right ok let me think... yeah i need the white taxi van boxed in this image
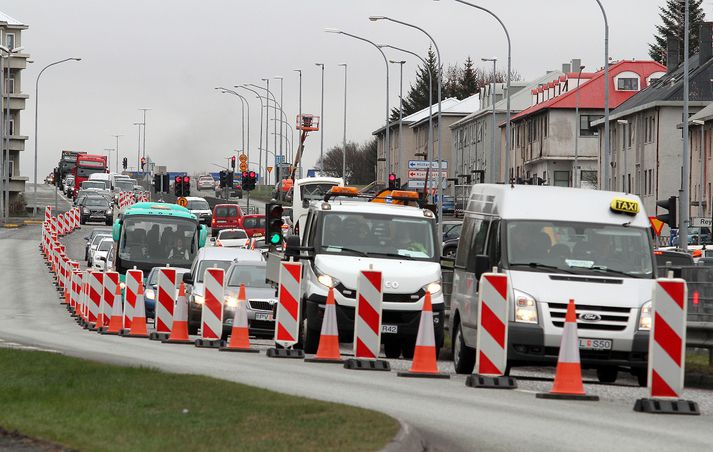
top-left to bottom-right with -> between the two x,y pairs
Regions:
449,184 -> 655,385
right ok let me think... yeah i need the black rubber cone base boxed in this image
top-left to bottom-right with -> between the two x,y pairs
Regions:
162,338 -> 194,345
99,328 -> 119,336
344,358 -> 391,371
119,329 -> 149,338
266,348 -> 304,358
536,392 -> 599,401
304,356 -> 344,364
194,338 -> 222,348
149,332 -> 170,341
634,398 -> 700,415
466,374 -> 517,389
398,370 -> 450,379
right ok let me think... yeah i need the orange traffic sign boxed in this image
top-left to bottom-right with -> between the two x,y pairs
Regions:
239,162 -> 248,171
649,216 -> 664,236
177,197 -> 188,208
239,154 -> 247,162
267,166 -> 273,173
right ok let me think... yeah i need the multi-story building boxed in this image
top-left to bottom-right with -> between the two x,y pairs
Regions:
0,11 -> 29,212
592,23 -> 713,219
506,59 -> 665,188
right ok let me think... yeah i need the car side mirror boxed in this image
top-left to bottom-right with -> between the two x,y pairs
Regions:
99,256 -> 106,262
182,273 -> 194,285
84,236 -> 90,241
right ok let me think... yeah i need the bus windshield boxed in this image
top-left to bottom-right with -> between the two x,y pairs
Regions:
505,220 -> 654,278
118,215 -> 199,268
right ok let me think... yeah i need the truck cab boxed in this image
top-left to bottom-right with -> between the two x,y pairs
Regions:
449,184 -> 655,385
291,177 -> 344,237
292,188 -> 444,359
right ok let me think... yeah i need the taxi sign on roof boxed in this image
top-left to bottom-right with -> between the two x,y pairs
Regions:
610,198 -> 639,215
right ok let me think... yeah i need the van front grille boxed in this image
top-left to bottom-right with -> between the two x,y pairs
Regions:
547,302 -> 631,331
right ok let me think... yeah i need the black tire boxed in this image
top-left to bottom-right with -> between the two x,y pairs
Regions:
383,338 -> 401,359
105,219 -> 113,226
401,336 -> 417,360
188,323 -> 199,336
303,326 -> 320,354
453,321 -> 476,374
80,218 -> 85,225
634,369 -> 648,387
596,366 -> 618,384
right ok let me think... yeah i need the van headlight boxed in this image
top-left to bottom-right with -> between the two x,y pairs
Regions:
514,290 -> 538,324
423,280 -> 442,294
145,289 -> 155,300
193,294 -> 205,305
639,301 -> 652,331
316,270 -> 339,288
225,295 -> 238,308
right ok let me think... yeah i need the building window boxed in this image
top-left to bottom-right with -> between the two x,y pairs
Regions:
554,170 -> 570,187
580,171 -> 597,189
7,119 -> 14,136
580,115 -> 603,136
544,114 -> 548,137
617,78 -> 639,91
5,77 -> 14,94
5,33 -> 15,50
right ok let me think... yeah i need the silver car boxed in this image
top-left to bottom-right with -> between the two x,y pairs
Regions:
224,261 -> 276,339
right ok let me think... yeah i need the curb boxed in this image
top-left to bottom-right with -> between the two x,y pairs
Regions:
24,220 -> 44,225
2,223 -> 20,229
381,420 -> 425,452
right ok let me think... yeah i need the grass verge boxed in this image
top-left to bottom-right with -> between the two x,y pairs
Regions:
0,348 -> 398,452
687,351 -> 713,376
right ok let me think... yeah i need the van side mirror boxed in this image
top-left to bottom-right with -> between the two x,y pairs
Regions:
182,273 -> 194,285
302,199 -> 309,209
284,235 -> 302,260
474,254 -> 491,279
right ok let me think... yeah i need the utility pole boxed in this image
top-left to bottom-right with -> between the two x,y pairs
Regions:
339,63 -> 348,181
112,134 -> 122,173
315,63 -> 325,169
680,0 -> 691,250
390,60 -> 405,182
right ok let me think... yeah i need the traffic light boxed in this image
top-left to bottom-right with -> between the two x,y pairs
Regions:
122,157 -> 128,170
227,171 -> 234,188
174,176 -> 182,196
231,155 -> 236,170
388,173 -> 397,190
140,157 -> 146,170
182,176 -> 191,197
243,171 -> 256,191
656,196 -> 678,230
265,202 -> 285,245
219,170 -> 227,188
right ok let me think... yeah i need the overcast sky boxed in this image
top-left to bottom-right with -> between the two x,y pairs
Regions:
6,0 -> 705,181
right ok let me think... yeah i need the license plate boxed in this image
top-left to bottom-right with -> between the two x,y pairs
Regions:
381,324 -> 398,334
255,313 -> 273,321
578,338 -> 612,350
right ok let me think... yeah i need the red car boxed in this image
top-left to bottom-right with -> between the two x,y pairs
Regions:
211,203 -> 244,237
240,214 -> 266,238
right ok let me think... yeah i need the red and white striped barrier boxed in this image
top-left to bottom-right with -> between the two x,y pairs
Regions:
122,269 -> 142,331
44,206 -> 52,224
70,269 -> 82,314
73,207 -> 80,230
466,272 -> 516,388
267,262 -> 304,358
151,267 -> 177,341
100,272 -> 120,331
197,267 -> 224,347
87,271 -> 104,329
635,278 -> 699,414
345,269 -> 389,371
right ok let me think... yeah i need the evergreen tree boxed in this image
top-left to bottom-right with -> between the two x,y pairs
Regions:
443,63 -> 462,98
649,0 -> 705,65
458,57 -> 479,98
402,46 -> 439,116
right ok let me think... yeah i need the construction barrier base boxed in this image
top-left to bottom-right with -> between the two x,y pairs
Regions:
536,392 -> 599,401
149,332 -> 170,341
266,348 -> 305,359
119,329 -> 149,338
86,323 -> 98,332
633,398 -> 700,415
161,338 -> 194,345
98,327 -> 119,336
344,358 -> 391,371
304,356 -> 344,364
465,374 -> 517,389
195,338 -> 222,348
219,343 -> 260,353
397,370 -> 450,379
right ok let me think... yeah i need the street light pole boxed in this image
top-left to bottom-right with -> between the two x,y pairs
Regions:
593,0 -> 610,190
315,63 -> 325,169
236,85 -> 265,184
32,57 -> 81,215
390,60 -> 405,182
275,76 -> 284,169
574,65 -> 585,188
680,0 -> 691,249
112,134 -> 122,173
338,63 -> 348,181
216,88 -> 250,160
482,58 -> 497,184
133,122 -> 143,172
325,28 -> 390,186
294,69 -> 302,178
262,78 -> 270,185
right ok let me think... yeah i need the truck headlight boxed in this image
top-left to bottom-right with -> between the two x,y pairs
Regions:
514,290 -> 538,324
316,270 -> 339,288
423,280 -> 442,294
194,294 -> 205,305
145,289 -> 155,300
639,301 -> 652,331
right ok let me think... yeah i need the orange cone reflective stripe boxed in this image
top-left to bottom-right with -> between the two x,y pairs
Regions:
311,288 -> 342,362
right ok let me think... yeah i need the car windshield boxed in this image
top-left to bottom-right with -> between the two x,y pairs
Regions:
195,260 -> 233,283
114,180 -> 134,191
84,197 -> 109,207
92,234 -> 111,247
147,268 -> 190,286
505,220 -> 654,278
242,216 -> 265,229
215,206 -> 239,217
299,183 -> 339,201
655,252 -> 694,267
227,264 -> 270,288
443,223 -> 462,239
76,167 -> 105,178
82,181 -> 106,190
98,239 -> 113,251
320,212 -> 436,260
187,200 -> 210,210
219,230 -> 247,240
118,215 -> 199,267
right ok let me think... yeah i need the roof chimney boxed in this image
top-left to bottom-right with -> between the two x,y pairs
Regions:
700,22 -> 712,64
562,62 -> 571,73
666,34 -> 681,73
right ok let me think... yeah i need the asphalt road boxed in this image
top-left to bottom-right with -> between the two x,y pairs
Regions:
2,224 -> 712,451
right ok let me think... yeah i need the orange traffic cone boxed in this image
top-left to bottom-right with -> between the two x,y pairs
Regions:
102,283 -> 124,335
220,284 -> 258,353
537,299 -> 598,401
397,292 -> 450,379
123,282 -> 149,338
305,287 -> 343,363
163,282 -> 192,344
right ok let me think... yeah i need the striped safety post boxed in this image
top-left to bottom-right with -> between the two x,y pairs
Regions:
73,207 -> 81,229
634,277 -> 700,414
70,269 -> 82,316
150,267 -> 177,341
44,206 -> 52,224
78,271 -> 90,326
267,262 -> 304,358
345,268 -> 389,371
86,271 -> 104,330
121,269 -> 142,333
69,263 -> 80,314
99,272 -> 120,332
196,267 -> 224,348
466,272 -> 516,388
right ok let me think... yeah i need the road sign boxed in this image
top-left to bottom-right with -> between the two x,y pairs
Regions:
275,155 -> 285,165
408,160 -> 448,170
267,166 -> 273,173
407,170 -> 448,179
649,216 -> 664,236
691,217 -> 712,228
408,179 -> 448,189
239,162 -> 248,171
239,154 -> 247,162
176,197 -> 188,207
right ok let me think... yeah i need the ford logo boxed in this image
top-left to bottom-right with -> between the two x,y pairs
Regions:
578,312 -> 601,322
